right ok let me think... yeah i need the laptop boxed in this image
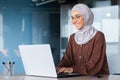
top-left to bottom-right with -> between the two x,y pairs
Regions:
19,44 -> 80,78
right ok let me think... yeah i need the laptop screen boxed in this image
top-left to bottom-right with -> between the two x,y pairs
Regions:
19,44 -> 57,77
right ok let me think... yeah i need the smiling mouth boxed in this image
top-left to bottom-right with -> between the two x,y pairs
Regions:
75,24 -> 79,27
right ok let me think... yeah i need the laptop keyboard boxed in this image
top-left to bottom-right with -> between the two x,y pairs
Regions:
57,73 -> 80,78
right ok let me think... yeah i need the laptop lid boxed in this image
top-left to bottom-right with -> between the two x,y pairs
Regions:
19,44 -> 57,77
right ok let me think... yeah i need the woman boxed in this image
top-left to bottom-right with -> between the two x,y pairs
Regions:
56,3 -> 109,75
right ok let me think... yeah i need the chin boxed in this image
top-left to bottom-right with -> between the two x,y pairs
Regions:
74,26 -> 78,29
76,28 -> 79,30
75,25 -> 80,29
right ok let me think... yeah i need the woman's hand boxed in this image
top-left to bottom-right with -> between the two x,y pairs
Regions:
57,67 -> 73,73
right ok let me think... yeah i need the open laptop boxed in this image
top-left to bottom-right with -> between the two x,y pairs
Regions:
19,44 -> 80,78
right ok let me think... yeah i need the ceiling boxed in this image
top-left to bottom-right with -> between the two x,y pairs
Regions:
0,0 -> 117,11
0,0 -> 60,10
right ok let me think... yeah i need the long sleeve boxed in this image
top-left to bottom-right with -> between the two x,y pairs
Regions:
56,35 -> 74,68
86,33 -> 108,74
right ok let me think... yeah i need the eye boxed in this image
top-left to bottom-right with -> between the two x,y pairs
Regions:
75,15 -> 81,19
71,14 -> 81,20
71,16 -> 74,20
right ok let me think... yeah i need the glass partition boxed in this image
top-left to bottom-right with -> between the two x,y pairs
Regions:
0,2 -> 60,74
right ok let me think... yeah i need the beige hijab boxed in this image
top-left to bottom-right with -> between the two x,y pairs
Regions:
71,3 -> 98,45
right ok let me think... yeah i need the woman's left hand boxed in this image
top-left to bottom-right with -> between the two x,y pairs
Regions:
58,67 -> 73,73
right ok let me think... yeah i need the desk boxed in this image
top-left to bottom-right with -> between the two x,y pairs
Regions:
0,75 -> 120,80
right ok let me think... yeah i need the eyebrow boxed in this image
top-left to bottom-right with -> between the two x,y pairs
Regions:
71,14 -> 81,18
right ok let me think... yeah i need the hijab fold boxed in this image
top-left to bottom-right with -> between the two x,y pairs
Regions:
71,4 -> 98,45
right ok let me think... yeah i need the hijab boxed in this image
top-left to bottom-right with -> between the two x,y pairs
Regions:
71,3 -> 98,45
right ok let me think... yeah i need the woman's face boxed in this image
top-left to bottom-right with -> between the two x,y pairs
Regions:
71,10 -> 84,30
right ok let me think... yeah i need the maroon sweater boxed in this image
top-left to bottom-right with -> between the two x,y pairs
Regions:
56,31 -> 109,75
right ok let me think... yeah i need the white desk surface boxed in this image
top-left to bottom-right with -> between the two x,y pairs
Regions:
0,75 -> 120,80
